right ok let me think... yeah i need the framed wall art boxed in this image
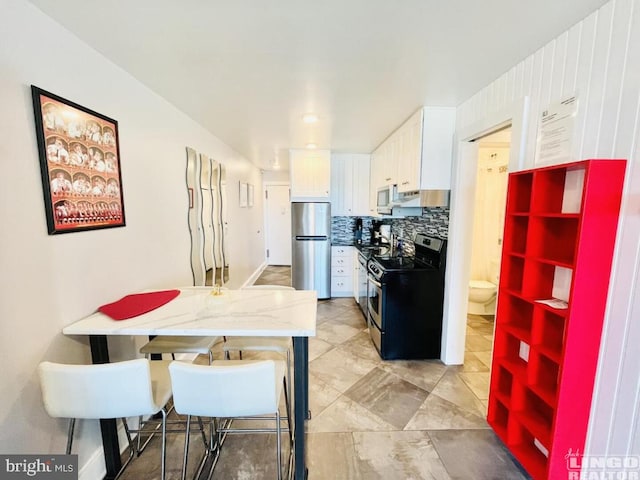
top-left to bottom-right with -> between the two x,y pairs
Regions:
31,86 -> 126,234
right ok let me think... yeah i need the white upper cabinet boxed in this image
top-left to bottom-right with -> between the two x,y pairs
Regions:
289,149 -> 331,201
371,107 -> 456,195
418,107 -> 456,191
396,109 -> 423,192
331,153 -> 370,216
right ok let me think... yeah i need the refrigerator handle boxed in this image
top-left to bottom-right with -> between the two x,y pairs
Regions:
295,236 -> 329,241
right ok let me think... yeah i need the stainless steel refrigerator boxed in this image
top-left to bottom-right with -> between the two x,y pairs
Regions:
291,202 -> 331,299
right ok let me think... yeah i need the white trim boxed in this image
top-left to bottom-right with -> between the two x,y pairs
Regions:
78,419 -> 133,480
241,260 -> 268,288
441,97 -> 529,365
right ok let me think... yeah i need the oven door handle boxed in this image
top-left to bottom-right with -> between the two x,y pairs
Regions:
368,276 -> 382,288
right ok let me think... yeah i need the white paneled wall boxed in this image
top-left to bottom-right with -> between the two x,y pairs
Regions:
454,0 -> 640,462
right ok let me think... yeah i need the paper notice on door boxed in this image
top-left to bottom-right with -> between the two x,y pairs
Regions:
535,95 -> 578,166
535,298 -> 569,309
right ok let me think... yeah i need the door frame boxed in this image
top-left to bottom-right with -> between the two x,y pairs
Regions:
441,96 -> 530,365
263,181 -> 291,265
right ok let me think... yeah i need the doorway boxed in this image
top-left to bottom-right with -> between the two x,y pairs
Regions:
467,127 -> 511,317
264,184 -> 292,265
461,127 -> 512,405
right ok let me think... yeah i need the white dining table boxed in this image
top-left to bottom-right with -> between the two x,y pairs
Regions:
62,287 -> 317,480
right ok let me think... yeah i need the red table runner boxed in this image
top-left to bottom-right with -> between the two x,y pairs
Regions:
98,289 -> 180,320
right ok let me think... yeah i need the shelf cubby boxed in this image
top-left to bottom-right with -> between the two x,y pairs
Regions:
529,353 -> 560,406
509,422 -> 549,480
488,160 -> 627,479
500,256 -> 525,293
506,172 -> 533,213
488,398 -> 510,437
527,217 -> 579,266
530,168 -> 568,213
503,214 -> 529,254
496,294 -> 533,339
521,260 -> 555,299
532,308 -> 566,363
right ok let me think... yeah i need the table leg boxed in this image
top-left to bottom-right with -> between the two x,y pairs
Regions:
292,337 -> 309,480
89,335 -> 122,480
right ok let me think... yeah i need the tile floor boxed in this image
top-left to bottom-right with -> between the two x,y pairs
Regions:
119,266 -> 530,479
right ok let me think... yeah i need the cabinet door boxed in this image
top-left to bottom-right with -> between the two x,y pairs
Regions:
369,149 -> 382,216
352,154 -> 371,216
397,110 -> 423,193
419,107 -> 455,190
383,134 -> 398,185
330,154 -> 348,215
290,149 -> 331,201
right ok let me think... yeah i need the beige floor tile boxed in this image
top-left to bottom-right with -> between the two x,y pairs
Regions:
377,360 -> 448,393
344,367 -> 429,429
465,334 -> 493,352
405,393 -> 489,430
429,370 -> 487,415
474,350 -> 494,368
461,351 -> 490,373
352,431 -> 452,480
310,345 -> 377,393
308,336 -> 334,361
306,396 -> 395,433
316,320 -> 362,345
308,373 -> 343,418
458,371 -> 490,400
307,433 -> 361,480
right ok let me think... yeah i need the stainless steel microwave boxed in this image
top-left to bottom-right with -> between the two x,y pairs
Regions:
376,185 -> 397,215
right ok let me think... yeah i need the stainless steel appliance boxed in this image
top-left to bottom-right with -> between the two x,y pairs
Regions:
291,202 -> 331,299
366,234 -> 447,359
376,185 -> 397,215
355,244 -> 389,320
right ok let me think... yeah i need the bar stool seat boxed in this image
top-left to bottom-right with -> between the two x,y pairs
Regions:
169,359 -> 292,480
38,359 -> 172,480
140,335 -> 221,364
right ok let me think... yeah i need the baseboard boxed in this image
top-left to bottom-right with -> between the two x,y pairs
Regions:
78,420 -> 132,480
78,417 -> 151,480
241,261 -> 268,288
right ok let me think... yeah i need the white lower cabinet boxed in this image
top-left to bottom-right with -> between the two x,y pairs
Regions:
331,246 -> 354,297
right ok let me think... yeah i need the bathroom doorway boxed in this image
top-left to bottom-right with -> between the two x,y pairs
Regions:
461,126 -> 511,403
468,127 -> 511,317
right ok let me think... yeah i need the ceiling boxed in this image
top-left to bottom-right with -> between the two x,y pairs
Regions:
28,0 -> 607,171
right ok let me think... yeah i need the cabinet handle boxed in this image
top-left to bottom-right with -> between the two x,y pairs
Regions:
385,177 -> 391,181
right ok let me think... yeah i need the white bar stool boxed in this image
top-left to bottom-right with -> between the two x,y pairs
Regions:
169,359 -> 292,480
38,359 -> 172,480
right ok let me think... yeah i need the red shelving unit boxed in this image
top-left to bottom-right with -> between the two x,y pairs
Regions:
487,159 -> 626,479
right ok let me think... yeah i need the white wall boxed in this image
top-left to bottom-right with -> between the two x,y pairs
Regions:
0,0 -> 264,474
453,0 -> 640,461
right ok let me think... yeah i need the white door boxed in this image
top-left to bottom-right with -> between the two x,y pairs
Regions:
265,184 -> 292,265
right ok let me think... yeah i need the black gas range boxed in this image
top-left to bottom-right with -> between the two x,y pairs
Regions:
366,234 -> 446,360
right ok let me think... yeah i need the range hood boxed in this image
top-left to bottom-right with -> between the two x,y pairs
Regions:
395,189 -> 450,208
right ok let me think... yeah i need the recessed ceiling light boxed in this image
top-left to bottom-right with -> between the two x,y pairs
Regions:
302,114 -> 318,124
306,143 -> 317,149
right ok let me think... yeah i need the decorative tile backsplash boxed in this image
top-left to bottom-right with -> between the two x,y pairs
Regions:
331,207 -> 449,246
331,216 -> 374,245
392,207 -> 450,240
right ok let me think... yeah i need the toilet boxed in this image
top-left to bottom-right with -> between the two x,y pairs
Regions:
468,259 -> 499,316
468,280 -> 498,316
